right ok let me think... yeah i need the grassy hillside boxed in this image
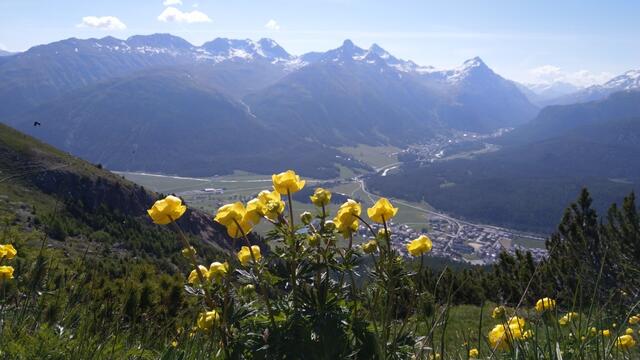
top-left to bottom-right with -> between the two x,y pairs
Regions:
0,122 -> 244,258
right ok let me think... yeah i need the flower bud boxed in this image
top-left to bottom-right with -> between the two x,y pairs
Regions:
377,228 -> 390,238
241,284 -> 256,296
181,246 -> 197,258
308,233 -> 321,247
324,220 -> 336,232
300,211 -> 313,225
362,240 -> 378,254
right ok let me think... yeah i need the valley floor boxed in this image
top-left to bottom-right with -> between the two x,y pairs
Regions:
117,139 -> 546,265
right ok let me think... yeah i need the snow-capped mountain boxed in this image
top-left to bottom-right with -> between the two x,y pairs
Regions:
200,37 -> 294,63
518,81 -> 583,105
546,69 -> 640,105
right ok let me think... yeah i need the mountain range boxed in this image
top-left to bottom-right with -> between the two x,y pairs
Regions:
542,70 -> 640,106
1,34 -> 538,178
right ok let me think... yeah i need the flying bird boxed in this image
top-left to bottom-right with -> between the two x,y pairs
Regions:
33,121 -> 41,127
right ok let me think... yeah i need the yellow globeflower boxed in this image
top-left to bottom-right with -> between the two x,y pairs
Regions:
310,188 -> 331,207
469,348 -> 479,358
509,316 -> 526,329
257,190 -> 285,221
535,297 -> 556,312
335,200 -> 362,224
272,170 -> 305,194
625,327 -> 634,335
209,262 -> 229,280
615,334 -> 636,350
488,324 -> 510,351
362,240 -> 378,254
335,217 -> 359,238
334,199 -> 361,237
0,244 -> 17,260
214,202 -> 253,238
629,315 -> 640,325
0,266 -> 14,280
601,329 -> 611,337
197,310 -> 220,331
559,312 -> 579,325
367,197 -> 398,224
147,195 -> 187,225
406,235 -> 432,256
488,317 -> 525,351
237,245 -> 262,266
187,265 -> 210,285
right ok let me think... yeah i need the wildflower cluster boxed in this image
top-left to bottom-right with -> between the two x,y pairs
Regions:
147,169 -> 442,358
0,243 -> 17,280
146,170 -> 640,359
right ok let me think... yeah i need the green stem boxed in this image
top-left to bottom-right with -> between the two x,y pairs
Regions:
233,219 -> 277,329
170,219 -> 214,309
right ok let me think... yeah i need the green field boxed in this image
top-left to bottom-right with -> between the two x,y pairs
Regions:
338,144 -> 401,169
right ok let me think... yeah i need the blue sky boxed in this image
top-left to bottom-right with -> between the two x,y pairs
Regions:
1,0 -> 638,85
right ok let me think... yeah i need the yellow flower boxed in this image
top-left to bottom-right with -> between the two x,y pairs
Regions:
257,190 -> 285,221
197,310 -> 220,331
187,265 -> 209,285
601,329 -> 611,337
590,327 -> 597,335
625,327 -> 634,335
310,188 -> 331,207
0,266 -> 14,280
272,170 -> 305,194
237,245 -> 261,266
558,312 -> 579,325
488,317 -> 525,351
509,316 -> 526,329
335,217 -> 359,238
214,202 -> 254,238
0,244 -> 17,260
535,297 -> 556,312
171,340 -> 178,348
615,334 -> 636,350
334,200 -> 361,236
147,195 -> 187,225
362,240 -> 378,254
492,306 -> 506,319
469,348 -> 479,358
629,315 -> 640,325
488,325 -> 510,351
367,197 -> 398,224
335,199 -> 361,224
245,199 -> 264,226
209,262 -> 229,280
406,235 -> 432,256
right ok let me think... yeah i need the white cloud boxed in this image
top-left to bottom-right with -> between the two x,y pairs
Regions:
77,16 -> 127,30
265,19 -> 280,31
157,7 -> 211,23
163,0 -> 183,6
528,65 -> 613,87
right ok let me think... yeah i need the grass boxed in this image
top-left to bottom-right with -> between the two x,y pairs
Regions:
338,144 -> 401,169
